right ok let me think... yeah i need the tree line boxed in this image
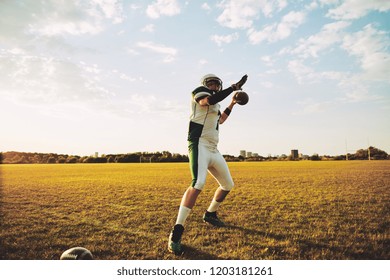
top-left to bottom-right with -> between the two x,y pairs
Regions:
0,146 -> 388,164
0,151 -> 188,164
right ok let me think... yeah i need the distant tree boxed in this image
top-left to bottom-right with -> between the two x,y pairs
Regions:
83,157 -> 95,163
47,157 -> 56,164
81,156 -> 106,163
124,153 -> 140,163
369,146 -> 388,160
32,154 -> 42,163
0,152 -> 3,164
58,157 -> 66,163
172,153 -> 188,162
107,155 -> 115,163
95,157 -> 108,163
310,154 -> 321,161
66,156 -> 79,163
280,154 -> 288,160
334,155 -> 345,160
115,155 -> 125,163
159,151 -> 172,162
354,146 -> 388,160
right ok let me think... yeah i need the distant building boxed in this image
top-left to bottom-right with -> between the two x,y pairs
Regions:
94,152 -> 99,158
246,151 -> 252,157
240,150 -> 246,158
291,149 -> 299,160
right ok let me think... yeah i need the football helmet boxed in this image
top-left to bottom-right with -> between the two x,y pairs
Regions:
201,74 -> 222,91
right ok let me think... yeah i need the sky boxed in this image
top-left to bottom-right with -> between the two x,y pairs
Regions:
1,0 -> 389,157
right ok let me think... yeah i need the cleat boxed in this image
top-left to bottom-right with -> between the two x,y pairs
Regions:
168,224 -> 184,255
203,211 -> 225,227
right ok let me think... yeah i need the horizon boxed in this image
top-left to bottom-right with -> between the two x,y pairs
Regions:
2,144 -> 387,158
1,1 -> 389,157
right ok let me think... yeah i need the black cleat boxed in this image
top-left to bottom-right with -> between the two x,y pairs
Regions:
168,224 -> 184,254
203,211 -> 225,227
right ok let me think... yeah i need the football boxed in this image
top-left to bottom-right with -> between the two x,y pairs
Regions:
60,247 -> 93,260
234,91 -> 249,105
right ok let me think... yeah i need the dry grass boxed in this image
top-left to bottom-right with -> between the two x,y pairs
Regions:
0,161 -> 389,260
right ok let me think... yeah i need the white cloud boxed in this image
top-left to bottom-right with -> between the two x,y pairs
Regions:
126,48 -> 140,56
130,4 -> 141,11
341,24 -> 390,81
260,55 -> 274,66
276,11 -> 306,39
247,25 -> 273,44
216,0 -> 289,29
126,94 -> 186,118
146,0 -> 181,19
326,0 -> 390,20
0,50 -> 113,105
117,72 -> 137,82
141,24 -> 155,33
199,59 -> 208,66
210,33 -> 239,46
287,58 -> 385,104
201,3 -> 211,11
305,1 -> 319,11
248,11 -> 305,44
0,0 -> 124,45
265,69 -> 281,74
287,59 -> 346,85
338,75 -> 383,103
30,21 -> 103,37
91,0 -> 124,23
287,21 -> 351,58
287,59 -> 315,84
294,99 -> 333,115
319,0 -> 339,5
136,41 -> 178,63
30,0 -> 123,36
260,81 -> 274,88
0,48 -> 159,119
277,0 -> 288,11
287,23 -> 389,96
217,0 -> 258,29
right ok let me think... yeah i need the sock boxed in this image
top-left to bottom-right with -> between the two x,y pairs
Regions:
175,205 -> 191,225
207,199 -> 221,213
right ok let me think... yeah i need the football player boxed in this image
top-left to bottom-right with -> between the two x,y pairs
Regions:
168,73 -> 248,254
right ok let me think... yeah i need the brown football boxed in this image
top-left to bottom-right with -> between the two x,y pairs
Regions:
60,247 -> 93,260
234,91 -> 249,105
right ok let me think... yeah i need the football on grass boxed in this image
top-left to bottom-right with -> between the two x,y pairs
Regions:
60,247 -> 93,260
234,91 -> 249,105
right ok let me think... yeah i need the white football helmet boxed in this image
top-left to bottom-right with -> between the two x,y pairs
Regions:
201,74 -> 223,91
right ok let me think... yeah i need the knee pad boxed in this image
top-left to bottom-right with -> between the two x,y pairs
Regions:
192,179 -> 206,191
220,180 -> 234,191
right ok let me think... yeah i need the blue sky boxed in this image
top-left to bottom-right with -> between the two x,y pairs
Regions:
1,0 -> 389,157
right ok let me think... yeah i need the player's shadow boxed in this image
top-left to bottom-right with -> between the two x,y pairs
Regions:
175,225 -> 286,260
226,224 -> 286,241
180,245 -> 222,260
226,224 -> 381,259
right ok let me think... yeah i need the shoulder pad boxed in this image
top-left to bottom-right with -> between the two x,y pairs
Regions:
192,86 -> 213,102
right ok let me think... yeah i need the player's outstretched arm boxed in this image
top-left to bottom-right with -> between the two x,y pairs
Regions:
198,74 -> 248,106
206,75 -> 248,105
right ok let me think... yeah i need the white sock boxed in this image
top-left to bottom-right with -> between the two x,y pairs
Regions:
175,205 -> 191,225
207,199 -> 221,213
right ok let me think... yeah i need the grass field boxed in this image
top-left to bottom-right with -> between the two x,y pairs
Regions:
0,161 -> 389,260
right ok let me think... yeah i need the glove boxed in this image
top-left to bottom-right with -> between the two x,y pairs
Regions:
232,74 -> 248,90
